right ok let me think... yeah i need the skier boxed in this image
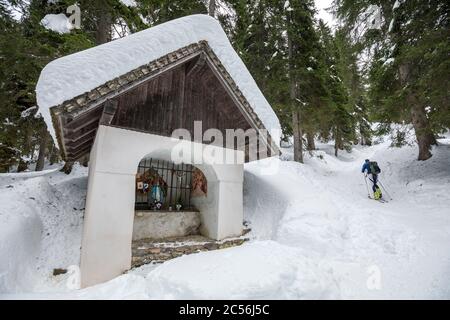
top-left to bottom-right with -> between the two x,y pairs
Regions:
362,159 -> 382,199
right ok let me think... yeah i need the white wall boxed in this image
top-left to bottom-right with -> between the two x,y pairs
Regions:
133,211 -> 201,240
80,126 -> 244,287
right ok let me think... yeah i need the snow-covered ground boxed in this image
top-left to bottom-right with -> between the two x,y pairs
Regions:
1,135 -> 449,299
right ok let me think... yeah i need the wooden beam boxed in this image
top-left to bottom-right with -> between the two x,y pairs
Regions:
178,63 -> 186,129
64,117 -> 99,134
64,106 -> 103,131
66,144 -> 93,160
65,137 -> 95,152
64,119 -> 100,142
65,126 -> 98,143
65,131 -> 97,149
99,99 -> 119,125
186,53 -> 207,78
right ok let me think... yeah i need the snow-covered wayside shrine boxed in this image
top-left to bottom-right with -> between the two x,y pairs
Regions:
34,14 -> 282,287
1,134 -> 450,299
0,10 -> 449,300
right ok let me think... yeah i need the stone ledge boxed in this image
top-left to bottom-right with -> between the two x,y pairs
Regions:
131,231 -> 250,268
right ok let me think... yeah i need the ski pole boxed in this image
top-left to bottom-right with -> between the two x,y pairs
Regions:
363,174 -> 371,198
378,179 -> 393,200
379,180 -> 392,200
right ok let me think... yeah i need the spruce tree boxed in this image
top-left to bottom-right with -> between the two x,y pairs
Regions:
286,0 -> 327,162
335,0 -> 449,160
134,0 -> 207,26
317,21 -> 355,156
0,0 -> 94,172
334,27 -> 372,145
229,0 -> 292,143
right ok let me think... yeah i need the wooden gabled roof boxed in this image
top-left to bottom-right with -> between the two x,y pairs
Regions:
50,41 -> 280,162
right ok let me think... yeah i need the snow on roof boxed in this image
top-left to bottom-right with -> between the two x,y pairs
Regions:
36,14 -> 281,145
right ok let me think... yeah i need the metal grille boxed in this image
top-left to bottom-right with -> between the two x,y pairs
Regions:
135,158 -> 194,210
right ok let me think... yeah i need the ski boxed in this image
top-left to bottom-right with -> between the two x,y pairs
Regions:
368,196 -> 388,203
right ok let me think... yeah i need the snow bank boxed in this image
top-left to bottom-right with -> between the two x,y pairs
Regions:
0,166 -> 87,294
243,162 -> 289,239
0,192 -> 42,292
144,241 -> 338,299
36,14 -> 281,145
4,241 -> 338,299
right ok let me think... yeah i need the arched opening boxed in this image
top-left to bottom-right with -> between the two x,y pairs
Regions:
135,158 -> 206,211
132,156 -> 209,242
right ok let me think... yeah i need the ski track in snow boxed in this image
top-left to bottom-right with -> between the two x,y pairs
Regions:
1,137 -> 449,299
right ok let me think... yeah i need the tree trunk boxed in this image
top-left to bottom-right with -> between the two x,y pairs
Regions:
80,153 -> 90,167
410,100 -> 437,161
35,128 -> 48,171
334,127 -> 339,157
399,64 -> 436,161
48,144 -> 55,165
287,11 -> 303,163
95,8 -> 111,45
306,131 -> 315,151
17,159 -> 28,172
60,161 -> 74,174
292,111 -> 303,162
359,124 -> 367,145
209,0 -> 216,17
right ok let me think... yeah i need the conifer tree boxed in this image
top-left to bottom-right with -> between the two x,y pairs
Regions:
134,0 -> 207,26
229,0 -> 292,143
316,20 -> 355,156
334,27 -> 372,145
335,0 -> 449,160
286,0 -> 328,162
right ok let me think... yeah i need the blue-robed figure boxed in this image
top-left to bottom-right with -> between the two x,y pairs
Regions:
147,182 -> 165,210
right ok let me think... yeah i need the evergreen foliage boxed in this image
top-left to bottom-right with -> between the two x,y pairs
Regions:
0,0 -> 448,171
334,0 -> 449,160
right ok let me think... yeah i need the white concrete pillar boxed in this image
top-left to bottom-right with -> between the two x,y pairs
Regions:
192,164 -> 244,240
80,172 -> 135,287
192,179 -> 220,239
216,179 -> 243,239
80,126 -> 136,288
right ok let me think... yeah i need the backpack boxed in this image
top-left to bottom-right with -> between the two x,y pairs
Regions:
369,161 -> 381,174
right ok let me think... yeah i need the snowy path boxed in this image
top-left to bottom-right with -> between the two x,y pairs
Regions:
289,141 -> 450,298
1,138 -> 449,299
246,138 -> 450,299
